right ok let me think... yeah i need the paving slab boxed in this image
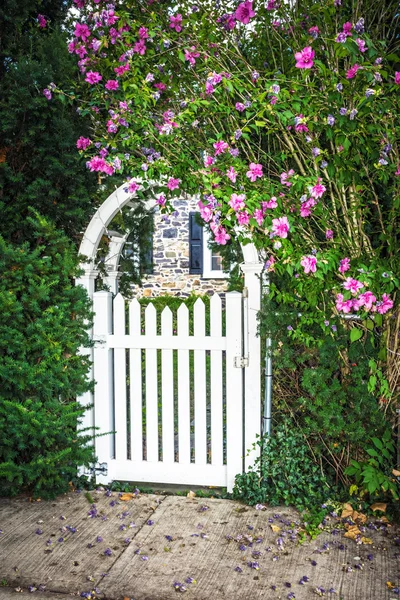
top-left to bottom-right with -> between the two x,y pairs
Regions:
0,490 -> 165,595
100,496 -> 400,600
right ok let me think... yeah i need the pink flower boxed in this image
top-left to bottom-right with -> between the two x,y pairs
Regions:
234,1 -> 256,25
139,27 -> 149,39
300,255 -> 317,274
229,193 -> 246,211
294,46 -> 315,69
204,155 -> 215,167
133,39 -> 146,55
246,163 -> 263,182
358,291 -> 376,311
213,226 -> 231,245
253,209 -> 264,226
74,22 -> 91,41
271,216 -> 290,239
326,229 -> 334,239
156,194 -> 166,206
356,38 -> 367,53
169,14 -> 183,32
198,201 -> 213,223
213,141 -> 229,155
343,21 -> 353,34
376,293 -> 393,314
205,82 -> 215,95
85,71 -> 102,84
339,257 -> 350,273
310,181 -> 326,198
87,156 -> 114,175
237,211 -> 250,225
300,199 -> 316,218
395,72 -> 400,85
346,64 -> 360,79
37,14 -> 47,28
105,79 -> 119,91
128,180 -> 140,193
43,88 -> 52,100
184,47 -> 200,66
396,165 -> 400,176
76,136 -> 91,150
167,177 -> 180,191
280,170 -> 294,187
308,26 -> 320,38
336,293 -> 353,314
343,277 -> 364,294
226,167 -> 237,182
263,197 -> 278,209
235,102 -> 246,112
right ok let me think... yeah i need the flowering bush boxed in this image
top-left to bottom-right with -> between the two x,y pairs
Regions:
57,0 -> 400,403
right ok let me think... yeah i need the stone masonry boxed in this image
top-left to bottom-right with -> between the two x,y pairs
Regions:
132,194 -> 229,297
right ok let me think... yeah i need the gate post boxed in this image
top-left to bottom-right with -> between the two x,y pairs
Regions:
225,291 -> 244,492
92,291 -> 114,484
240,261 -> 263,471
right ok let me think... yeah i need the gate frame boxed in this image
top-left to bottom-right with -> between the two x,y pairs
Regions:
76,180 -> 264,488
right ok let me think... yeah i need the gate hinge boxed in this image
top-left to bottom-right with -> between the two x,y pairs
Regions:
234,356 -> 249,368
82,462 -> 108,477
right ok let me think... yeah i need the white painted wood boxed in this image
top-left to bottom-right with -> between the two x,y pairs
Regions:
129,299 -> 143,462
92,291 -> 114,484
107,334 -> 226,351
177,303 -> 190,464
161,306 -> 174,464
107,459 -> 227,487
145,303 -> 158,462
193,298 -> 207,466
225,292 -> 244,492
113,293 -> 127,461
210,294 -> 223,466
240,263 -> 263,470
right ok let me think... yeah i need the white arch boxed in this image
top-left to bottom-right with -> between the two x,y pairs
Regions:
77,179 -> 263,296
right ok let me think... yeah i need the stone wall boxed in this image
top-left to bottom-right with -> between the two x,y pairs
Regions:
132,194 -> 229,298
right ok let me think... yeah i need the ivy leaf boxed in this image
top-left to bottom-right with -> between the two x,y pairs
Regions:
350,328 -> 363,342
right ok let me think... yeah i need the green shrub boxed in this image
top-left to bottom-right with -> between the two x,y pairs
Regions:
233,418 -> 331,511
0,214 -> 95,498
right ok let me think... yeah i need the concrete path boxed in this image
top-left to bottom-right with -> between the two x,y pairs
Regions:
0,490 -> 398,600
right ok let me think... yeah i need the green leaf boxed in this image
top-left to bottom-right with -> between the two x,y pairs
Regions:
350,328 -> 363,342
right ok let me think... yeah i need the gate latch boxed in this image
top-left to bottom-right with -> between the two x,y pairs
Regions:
234,356 -> 249,368
82,462 -> 108,477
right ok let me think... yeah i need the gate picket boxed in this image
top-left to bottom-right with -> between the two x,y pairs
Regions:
161,306 -> 174,464
193,298 -> 207,465
177,303 -> 190,464
210,293 -> 223,466
145,303 -> 158,462
113,294 -> 127,461
129,298 -> 143,462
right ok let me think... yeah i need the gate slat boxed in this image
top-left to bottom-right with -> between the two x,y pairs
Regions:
210,293 -> 223,466
194,298 -> 207,465
161,306 -> 174,464
113,294 -> 127,461
145,303 -> 158,462
129,298 -> 142,462
177,303 -> 190,464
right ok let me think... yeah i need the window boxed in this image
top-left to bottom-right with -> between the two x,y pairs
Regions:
189,212 -> 229,279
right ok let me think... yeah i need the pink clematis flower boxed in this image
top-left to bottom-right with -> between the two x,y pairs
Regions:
237,211 -> 250,225
213,226 -> 231,245
235,1 -> 256,25
229,193 -> 246,211
213,141 -> 229,155
76,136 -> 91,150
246,163 -> 263,182
167,177 -> 180,191
128,180 -> 140,193
395,72 -> 400,85
74,22 -> 91,41
105,79 -> 119,90
156,194 -> 166,207
272,216 -> 290,238
336,293 -> 353,314
326,229 -> 334,239
198,201 -> 213,223
343,277 -> 364,294
310,181 -> 326,198
346,64 -> 361,79
358,291 -> 376,311
253,209 -> 265,226
339,257 -> 350,273
37,14 -> 47,28
294,46 -> 315,69
263,197 -> 278,210
300,255 -> 317,274
170,14 -> 183,32
85,71 -> 102,84
280,169 -> 295,187
376,293 -> 393,314
226,167 -> 237,183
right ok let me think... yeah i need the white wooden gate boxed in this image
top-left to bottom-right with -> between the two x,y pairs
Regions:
90,290 -> 260,492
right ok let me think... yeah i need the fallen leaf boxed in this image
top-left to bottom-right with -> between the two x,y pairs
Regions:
387,581 -> 396,590
352,511 -> 367,524
392,469 -> 400,477
270,525 -> 281,533
187,491 -> 196,499
371,502 -> 387,513
120,493 -> 135,501
361,537 -> 373,545
341,503 -> 354,518
344,525 -> 361,540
